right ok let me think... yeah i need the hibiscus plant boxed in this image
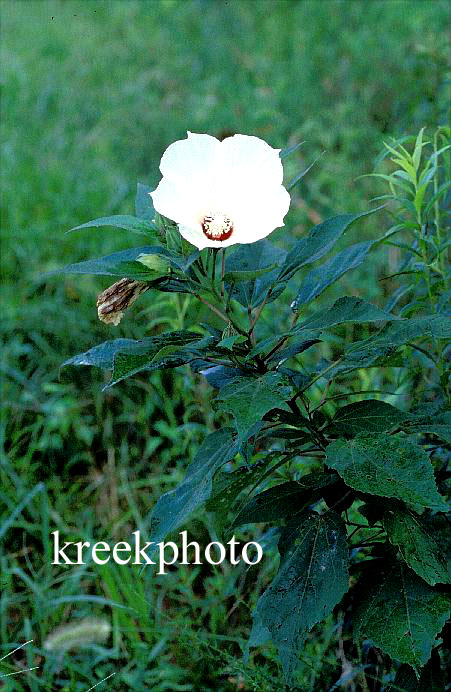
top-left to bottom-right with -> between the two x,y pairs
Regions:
58,131 -> 450,687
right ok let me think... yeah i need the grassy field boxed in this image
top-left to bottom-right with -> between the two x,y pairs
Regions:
1,1 -> 449,689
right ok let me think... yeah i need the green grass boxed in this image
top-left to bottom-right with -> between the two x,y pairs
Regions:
1,0 -> 449,689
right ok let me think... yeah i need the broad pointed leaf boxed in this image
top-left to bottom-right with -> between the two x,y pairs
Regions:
278,208 -> 382,281
222,264 -> 279,283
147,428 -> 238,548
192,363 -> 250,390
293,296 -> 399,333
206,456 -> 281,536
327,314 -> 451,378
383,505 -> 450,586
135,182 -> 156,222
107,335 -> 214,388
232,473 -> 338,526
63,338 -> 148,369
401,409 -> 451,444
267,338 -> 321,364
56,246 -> 171,280
326,434 -> 447,512
215,372 -> 292,444
354,561 -> 450,673
292,241 -> 373,309
57,245 -> 200,280
69,214 -> 156,235
225,240 -> 287,308
249,510 -> 349,682
63,331 -> 208,388
330,400 -> 410,436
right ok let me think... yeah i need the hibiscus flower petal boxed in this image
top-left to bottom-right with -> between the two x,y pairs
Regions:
226,183 -> 291,244
219,134 -> 284,190
159,132 -> 221,188
151,177 -> 203,229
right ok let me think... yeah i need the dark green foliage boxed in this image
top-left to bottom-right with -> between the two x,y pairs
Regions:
70,214 -> 156,235
354,560 -> 450,673
249,511 -> 349,682
147,428 -> 237,548
232,472 -> 338,526
293,295 -> 400,330
383,505 -> 450,586
225,240 -> 287,308
330,399 -> 410,435
56,172 -> 450,687
277,209 -> 382,281
57,246 -> 170,279
292,240 -> 374,308
215,373 -> 292,445
326,434 -> 447,512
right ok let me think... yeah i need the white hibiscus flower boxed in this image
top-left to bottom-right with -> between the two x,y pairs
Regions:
150,132 -> 291,250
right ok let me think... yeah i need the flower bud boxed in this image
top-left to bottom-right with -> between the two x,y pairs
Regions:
96,278 -> 148,326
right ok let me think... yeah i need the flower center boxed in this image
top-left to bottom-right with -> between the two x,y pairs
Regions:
201,212 -> 233,241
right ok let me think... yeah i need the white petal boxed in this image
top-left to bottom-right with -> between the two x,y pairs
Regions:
219,134 -> 283,190
228,184 -> 291,244
159,132 -> 221,188
151,177 -> 204,229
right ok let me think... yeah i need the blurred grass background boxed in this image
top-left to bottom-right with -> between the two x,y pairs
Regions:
1,0 -> 449,689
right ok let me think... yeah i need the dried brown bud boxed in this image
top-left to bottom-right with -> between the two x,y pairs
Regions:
96,278 -> 148,326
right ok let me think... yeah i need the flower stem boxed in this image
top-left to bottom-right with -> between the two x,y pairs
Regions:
221,248 -> 226,299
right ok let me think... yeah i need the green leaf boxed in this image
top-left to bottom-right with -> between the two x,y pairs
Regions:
222,263 -> 279,283
365,314 -> 451,342
146,428 -> 238,548
56,246 -> 172,280
63,338 -> 148,369
386,664 -> 419,692
293,296 -> 399,333
135,182 -> 156,222
216,334 -> 245,351
326,434 -> 447,512
279,141 -> 305,159
206,456 -> 280,536
330,400 -> 410,436
69,214 -> 156,236
215,372 -> 292,445
412,127 -> 425,171
354,560 -> 450,673
107,335 -> 214,388
383,505 -> 451,586
193,363 -> 250,390
267,337 -> 321,364
327,314 -> 451,378
401,409 -> 451,444
403,425 -> 451,445
245,334 -> 291,361
225,240 -> 287,308
278,208 -> 382,281
63,331 -> 208,388
286,152 -> 323,191
292,241 -> 373,309
249,510 -> 349,682
56,245 -> 200,281
232,472 -> 338,526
